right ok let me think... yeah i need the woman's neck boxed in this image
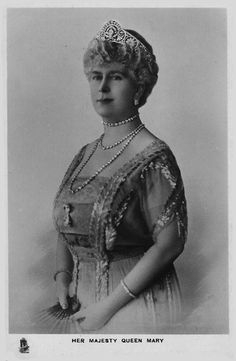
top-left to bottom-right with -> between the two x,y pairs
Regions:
102,115 -> 142,143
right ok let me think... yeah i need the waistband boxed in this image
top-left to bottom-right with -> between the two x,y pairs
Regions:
68,245 -> 146,263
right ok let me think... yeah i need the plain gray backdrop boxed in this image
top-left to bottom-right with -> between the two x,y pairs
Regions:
8,8 -> 228,333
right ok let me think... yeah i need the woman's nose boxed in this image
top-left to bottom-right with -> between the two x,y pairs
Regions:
99,77 -> 109,92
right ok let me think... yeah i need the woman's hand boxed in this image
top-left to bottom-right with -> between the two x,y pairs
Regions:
56,272 -> 71,310
70,299 -> 113,331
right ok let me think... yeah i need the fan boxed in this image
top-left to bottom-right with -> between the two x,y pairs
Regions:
33,295 -> 81,333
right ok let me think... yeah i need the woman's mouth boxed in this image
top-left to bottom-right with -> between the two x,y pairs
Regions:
97,98 -> 113,104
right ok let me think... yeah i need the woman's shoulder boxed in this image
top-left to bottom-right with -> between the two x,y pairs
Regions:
133,129 -> 174,161
68,138 -> 99,164
131,130 -> 181,183
78,138 -> 100,157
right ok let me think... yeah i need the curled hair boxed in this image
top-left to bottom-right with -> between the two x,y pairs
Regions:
83,29 -> 159,107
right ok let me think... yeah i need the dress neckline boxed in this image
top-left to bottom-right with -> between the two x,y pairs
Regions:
54,138 -> 167,203
78,138 -> 163,181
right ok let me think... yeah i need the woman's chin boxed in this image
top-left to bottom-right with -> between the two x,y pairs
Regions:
94,107 -> 134,121
94,108 -> 116,119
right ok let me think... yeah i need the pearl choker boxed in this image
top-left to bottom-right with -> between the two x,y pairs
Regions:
102,114 -> 139,127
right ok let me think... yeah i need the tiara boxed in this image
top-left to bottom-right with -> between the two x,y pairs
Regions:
96,20 -> 153,62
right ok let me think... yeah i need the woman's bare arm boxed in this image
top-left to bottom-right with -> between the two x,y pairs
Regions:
106,221 -> 184,313
56,234 -> 74,274
55,235 -> 74,308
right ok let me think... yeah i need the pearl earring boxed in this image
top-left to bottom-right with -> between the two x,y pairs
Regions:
134,98 -> 139,106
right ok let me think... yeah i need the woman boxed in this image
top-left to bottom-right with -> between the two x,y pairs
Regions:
39,19 -> 187,334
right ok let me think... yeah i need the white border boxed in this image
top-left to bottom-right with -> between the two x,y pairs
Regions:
1,0 -> 235,360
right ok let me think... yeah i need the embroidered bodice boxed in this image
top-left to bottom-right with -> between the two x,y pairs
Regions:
53,138 -> 187,300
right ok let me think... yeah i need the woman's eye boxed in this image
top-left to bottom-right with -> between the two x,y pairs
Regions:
91,75 -> 101,81
111,75 -> 122,80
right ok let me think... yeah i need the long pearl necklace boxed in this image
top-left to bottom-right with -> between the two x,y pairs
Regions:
99,124 -> 143,150
69,123 -> 145,194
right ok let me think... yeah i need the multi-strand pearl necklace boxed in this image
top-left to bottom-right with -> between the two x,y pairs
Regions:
69,123 -> 145,194
99,125 -> 144,150
102,113 -> 138,127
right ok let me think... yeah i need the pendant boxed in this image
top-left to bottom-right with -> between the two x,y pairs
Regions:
63,203 -> 73,227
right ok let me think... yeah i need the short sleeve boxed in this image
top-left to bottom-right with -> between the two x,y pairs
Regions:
140,150 -> 187,245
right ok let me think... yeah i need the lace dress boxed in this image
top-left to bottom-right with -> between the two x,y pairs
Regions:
39,138 -> 187,334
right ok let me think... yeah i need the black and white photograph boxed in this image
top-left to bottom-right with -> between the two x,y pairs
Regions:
2,2 -> 234,360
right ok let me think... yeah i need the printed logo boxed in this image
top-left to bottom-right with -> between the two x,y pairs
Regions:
19,338 -> 30,353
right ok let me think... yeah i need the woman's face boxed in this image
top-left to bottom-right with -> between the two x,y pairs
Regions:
87,62 -> 138,121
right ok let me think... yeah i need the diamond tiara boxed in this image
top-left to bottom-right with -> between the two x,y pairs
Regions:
96,20 -> 153,62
